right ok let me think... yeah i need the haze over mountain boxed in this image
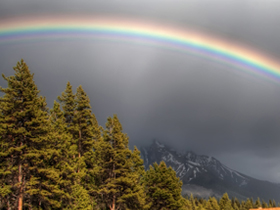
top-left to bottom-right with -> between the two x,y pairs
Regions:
141,140 -> 280,202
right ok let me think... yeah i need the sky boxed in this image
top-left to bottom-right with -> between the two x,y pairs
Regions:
1,0 -> 280,182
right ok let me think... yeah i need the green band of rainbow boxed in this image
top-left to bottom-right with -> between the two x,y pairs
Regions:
1,16 -> 280,82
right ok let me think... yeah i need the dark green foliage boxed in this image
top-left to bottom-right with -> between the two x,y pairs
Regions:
254,198 -> 261,208
262,199 -> 268,208
66,184 -> 94,210
49,101 -> 74,208
239,201 -> 246,210
190,194 -> 197,210
57,81 -> 75,134
244,198 -> 253,210
219,193 -> 232,210
206,197 -> 220,210
143,161 -> 186,210
93,115 -> 147,210
272,200 -> 277,207
0,60 -> 61,209
233,202 -> 239,210
73,85 -> 96,173
58,84 -> 99,207
73,85 -> 100,206
1,60 -> 279,209
234,198 -> 240,209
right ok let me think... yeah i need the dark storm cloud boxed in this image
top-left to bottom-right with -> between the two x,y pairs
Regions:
1,0 -> 280,182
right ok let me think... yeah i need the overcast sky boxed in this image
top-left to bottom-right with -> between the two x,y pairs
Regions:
1,0 -> 280,182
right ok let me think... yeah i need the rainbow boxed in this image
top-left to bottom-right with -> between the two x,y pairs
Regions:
1,16 -> 280,82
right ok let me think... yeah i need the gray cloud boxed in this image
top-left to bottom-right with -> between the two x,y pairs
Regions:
1,0 -> 280,182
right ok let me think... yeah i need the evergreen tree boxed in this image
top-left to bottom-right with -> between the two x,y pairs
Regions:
143,161 -> 186,210
206,197 -> 220,210
0,94 -> 13,210
254,198 -> 261,208
58,84 -> 99,200
250,198 -> 254,206
199,198 -> 207,207
269,199 -> 273,208
94,115 -> 147,210
184,197 -> 192,210
219,193 -> 231,210
189,194 -> 197,210
272,200 -> 276,207
57,81 -> 75,134
49,101 -> 75,208
197,204 -> 206,210
71,85 -> 96,184
244,198 -> 253,210
234,198 -> 240,208
205,199 -> 213,210
233,202 -> 239,210
66,184 -> 94,210
0,60 -> 61,209
231,198 -> 235,208
239,201 -> 246,210
261,199 -> 268,208
224,201 -> 233,210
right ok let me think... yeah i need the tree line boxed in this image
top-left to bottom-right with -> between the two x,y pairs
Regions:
0,60 -> 278,210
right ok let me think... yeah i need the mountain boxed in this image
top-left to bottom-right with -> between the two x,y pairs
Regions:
141,140 -> 280,202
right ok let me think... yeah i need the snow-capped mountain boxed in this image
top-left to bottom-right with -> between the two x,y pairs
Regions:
141,140 -> 280,202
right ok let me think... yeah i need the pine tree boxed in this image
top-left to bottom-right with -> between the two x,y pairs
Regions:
269,199 -> 273,208
233,202 -> 239,210
94,115 -> 147,210
58,84 -> 100,206
239,201 -> 246,210
143,161 -> 186,210
206,197 -> 220,210
184,197 -> 192,210
74,85 -> 102,207
261,199 -> 268,208
254,198 -> 261,208
72,86 -> 95,174
234,198 -> 240,209
219,193 -> 232,210
0,60 -> 61,209
190,194 -> 197,210
272,200 -> 276,207
66,184 -> 94,210
244,198 -> 253,210
0,94 -> 13,210
57,81 -> 76,134
199,198 -> 207,207
49,101 -> 75,208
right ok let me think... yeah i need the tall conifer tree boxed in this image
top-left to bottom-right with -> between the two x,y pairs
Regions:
219,193 -> 232,210
0,60 -> 60,209
49,101 -> 75,208
254,198 -> 261,208
57,81 -> 75,135
94,115 -> 146,210
143,161 -> 186,210
58,84 -> 99,206
73,86 -> 95,174
206,197 -> 220,210
244,198 -> 253,210
262,200 -> 268,208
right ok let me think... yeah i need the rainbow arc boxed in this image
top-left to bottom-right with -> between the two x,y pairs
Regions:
1,16 -> 280,81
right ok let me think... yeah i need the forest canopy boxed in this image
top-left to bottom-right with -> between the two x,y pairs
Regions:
0,60 -> 279,210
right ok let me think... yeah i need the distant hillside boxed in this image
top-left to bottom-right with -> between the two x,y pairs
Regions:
141,140 -> 280,202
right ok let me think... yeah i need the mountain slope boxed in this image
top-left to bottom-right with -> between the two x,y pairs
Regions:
141,140 -> 280,202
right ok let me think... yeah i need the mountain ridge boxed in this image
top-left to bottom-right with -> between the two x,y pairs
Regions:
141,140 -> 280,202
